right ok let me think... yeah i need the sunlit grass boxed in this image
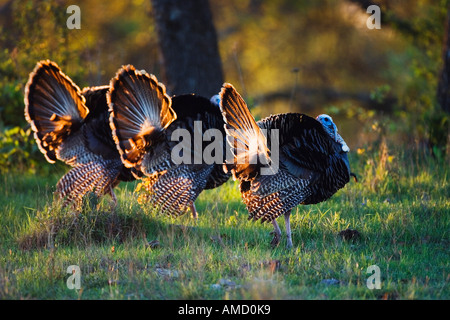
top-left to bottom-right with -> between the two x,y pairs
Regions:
0,147 -> 449,299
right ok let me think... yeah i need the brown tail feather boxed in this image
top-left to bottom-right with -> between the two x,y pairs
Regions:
219,83 -> 270,180
24,60 -> 89,163
138,165 -> 213,217
56,160 -> 121,207
108,65 -> 176,169
242,178 -> 312,223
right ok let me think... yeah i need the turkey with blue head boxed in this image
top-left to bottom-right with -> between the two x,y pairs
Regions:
219,83 -> 353,248
108,65 -> 230,219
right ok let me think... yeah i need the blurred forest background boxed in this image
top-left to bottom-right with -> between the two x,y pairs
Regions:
0,0 -> 449,174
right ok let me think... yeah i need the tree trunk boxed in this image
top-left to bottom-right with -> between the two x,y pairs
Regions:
151,0 -> 224,98
437,7 -> 450,114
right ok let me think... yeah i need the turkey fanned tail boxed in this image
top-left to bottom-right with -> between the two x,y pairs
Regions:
24,60 -> 89,163
219,83 -> 270,181
108,65 -> 177,170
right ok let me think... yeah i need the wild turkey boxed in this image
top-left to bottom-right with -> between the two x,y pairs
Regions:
108,65 -> 230,218
24,60 -> 135,207
219,83 -> 352,248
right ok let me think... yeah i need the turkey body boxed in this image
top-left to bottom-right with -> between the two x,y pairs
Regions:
24,60 -> 134,207
108,65 -> 230,218
219,83 -> 351,248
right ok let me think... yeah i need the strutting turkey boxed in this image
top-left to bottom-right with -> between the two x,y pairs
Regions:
108,65 -> 230,218
24,60 -> 135,208
219,83 -> 352,248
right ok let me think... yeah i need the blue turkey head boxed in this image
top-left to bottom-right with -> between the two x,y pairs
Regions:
210,94 -> 221,107
316,114 -> 349,153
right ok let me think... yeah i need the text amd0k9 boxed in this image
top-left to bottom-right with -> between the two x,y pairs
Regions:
177,303 -> 271,317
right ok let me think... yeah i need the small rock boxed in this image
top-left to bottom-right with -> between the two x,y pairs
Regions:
216,278 -> 239,290
156,268 -> 179,278
321,278 -> 340,286
219,278 -> 236,287
210,284 -> 222,290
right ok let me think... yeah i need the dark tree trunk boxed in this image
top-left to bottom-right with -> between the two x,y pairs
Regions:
151,0 -> 224,98
437,8 -> 450,114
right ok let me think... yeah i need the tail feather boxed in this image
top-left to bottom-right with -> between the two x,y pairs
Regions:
243,190 -> 294,223
56,160 -> 121,207
242,175 -> 312,223
24,60 -> 89,163
156,175 -> 194,217
219,83 -> 270,180
108,65 -> 176,169
138,165 -> 213,217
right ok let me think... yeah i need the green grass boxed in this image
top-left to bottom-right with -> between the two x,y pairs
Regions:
0,147 -> 448,300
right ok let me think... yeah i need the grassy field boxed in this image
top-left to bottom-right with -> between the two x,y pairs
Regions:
0,146 -> 448,300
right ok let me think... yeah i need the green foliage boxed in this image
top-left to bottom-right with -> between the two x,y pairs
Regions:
424,107 -> 450,158
0,2 -> 93,170
370,84 -> 391,104
0,0 -> 157,129
0,126 -> 39,174
0,0 -> 77,128
0,48 -> 26,128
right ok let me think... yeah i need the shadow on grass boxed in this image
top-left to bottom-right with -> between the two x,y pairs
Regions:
18,194 -> 154,250
16,194 -> 250,251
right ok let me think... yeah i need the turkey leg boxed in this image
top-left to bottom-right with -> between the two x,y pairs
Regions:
190,202 -> 198,220
271,219 -> 282,247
